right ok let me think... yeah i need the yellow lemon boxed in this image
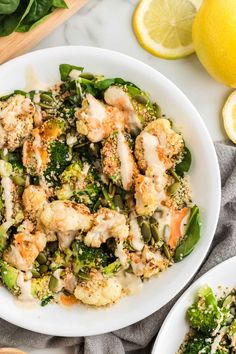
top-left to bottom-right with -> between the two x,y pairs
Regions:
193,0 -> 236,87
133,0 -> 201,59
222,90 -> 236,143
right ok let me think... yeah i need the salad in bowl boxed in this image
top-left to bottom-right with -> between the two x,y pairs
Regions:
0,63 -> 200,308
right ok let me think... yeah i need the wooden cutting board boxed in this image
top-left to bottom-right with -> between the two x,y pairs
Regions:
0,0 -> 88,65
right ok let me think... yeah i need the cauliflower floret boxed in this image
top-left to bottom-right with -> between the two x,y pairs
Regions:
84,207 -> 129,247
130,245 -> 170,278
76,93 -> 126,142
22,185 -> 48,220
74,271 -> 122,306
102,131 -> 138,191
40,201 -> 93,250
4,222 -> 47,271
135,174 -> 166,216
0,95 -> 34,151
135,118 -> 184,171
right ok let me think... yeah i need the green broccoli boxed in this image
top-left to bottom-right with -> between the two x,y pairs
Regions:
183,335 -> 230,354
11,161 -> 26,187
0,262 -> 19,295
187,286 -> 222,334
44,140 -> 71,186
56,161 -> 101,208
71,240 -> 114,275
31,275 -> 52,300
228,318 -> 236,346
103,259 -> 121,276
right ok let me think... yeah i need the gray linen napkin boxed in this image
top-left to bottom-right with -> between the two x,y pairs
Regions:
0,141 -> 235,354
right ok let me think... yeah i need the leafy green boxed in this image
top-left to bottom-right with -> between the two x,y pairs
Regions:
0,0 -> 20,15
17,12 -> 52,32
175,146 -> 192,177
21,0 -> 52,24
41,295 -> 53,307
174,205 -> 200,262
52,0 -> 68,8
59,64 -> 84,81
0,0 -> 34,36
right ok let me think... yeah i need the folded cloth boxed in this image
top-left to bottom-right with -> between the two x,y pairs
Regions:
0,141 -> 235,354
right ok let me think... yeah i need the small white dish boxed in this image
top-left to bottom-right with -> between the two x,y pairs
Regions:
152,256 -> 236,354
0,46 -> 220,336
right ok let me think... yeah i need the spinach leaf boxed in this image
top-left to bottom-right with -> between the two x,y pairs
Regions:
0,0 -> 20,15
21,0 -> 52,24
94,78 -> 126,91
174,205 -> 201,262
175,146 -> 192,177
0,0 -> 34,36
52,0 -> 68,8
59,64 -> 84,81
17,13 -> 51,32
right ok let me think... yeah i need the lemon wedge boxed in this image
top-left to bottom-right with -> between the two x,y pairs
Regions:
223,91 -> 236,144
133,0 -> 201,59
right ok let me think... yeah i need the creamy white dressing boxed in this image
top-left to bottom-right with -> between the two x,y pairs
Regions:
211,327 -> 227,354
82,163 -> 90,177
86,94 -> 107,123
66,135 -> 77,146
53,269 -> 64,293
69,69 -> 82,81
141,131 -> 165,175
115,242 -> 127,265
129,214 -> 144,251
32,131 -> 43,172
104,86 -> 133,111
1,173 -> 14,227
117,131 -> 133,191
117,271 -> 143,295
127,111 -> 142,132
17,271 -> 35,304
154,208 -> 172,242
25,66 -> 48,91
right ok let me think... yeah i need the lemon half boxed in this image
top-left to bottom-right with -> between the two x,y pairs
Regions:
223,91 -> 236,144
133,0 -> 201,59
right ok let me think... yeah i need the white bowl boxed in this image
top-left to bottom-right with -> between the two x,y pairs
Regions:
152,256 -> 236,354
0,46 -> 220,336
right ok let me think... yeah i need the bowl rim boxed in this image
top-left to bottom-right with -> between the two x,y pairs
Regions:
152,256 -> 236,354
0,46 -> 221,336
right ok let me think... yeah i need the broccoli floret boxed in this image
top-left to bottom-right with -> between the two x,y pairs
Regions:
103,259 -> 121,276
228,318 -> 236,347
11,161 -> 26,187
31,275 -> 52,300
0,261 -> 19,295
56,161 -> 101,208
44,140 -> 71,186
71,240 -> 114,274
187,286 -> 221,334
183,335 -> 230,354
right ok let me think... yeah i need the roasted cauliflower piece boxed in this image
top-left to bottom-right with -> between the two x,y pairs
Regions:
102,131 -> 138,191
130,245 -> 170,278
40,200 -> 93,249
76,93 -> 125,142
135,118 -> 184,171
0,95 -> 35,151
84,207 -> 129,247
22,185 -> 48,220
4,221 -> 47,271
135,174 -> 167,216
74,271 -> 122,306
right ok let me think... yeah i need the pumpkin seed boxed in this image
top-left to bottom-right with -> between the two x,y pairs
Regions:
40,93 -> 54,103
151,237 -> 155,246
149,216 -> 157,224
12,175 -> 25,186
38,102 -> 56,109
36,253 -> 47,265
141,221 -> 151,243
167,182 -> 181,196
163,243 -> 171,260
39,264 -> 48,274
137,216 -> 145,226
79,72 -> 95,80
151,224 -> 160,241
133,94 -> 148,105
47,241 -> 58,253
31,269 -> 40,278
49,275 -> 59,292
108,182 -> 116,197
113,195 -> 124,210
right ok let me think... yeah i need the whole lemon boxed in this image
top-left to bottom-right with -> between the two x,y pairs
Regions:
193,0 -> 236,87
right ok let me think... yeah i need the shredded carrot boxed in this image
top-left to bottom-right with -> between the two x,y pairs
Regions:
60,294 -> 79,307
168,207 -> 189,249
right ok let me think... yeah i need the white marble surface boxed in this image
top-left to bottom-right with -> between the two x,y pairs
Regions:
7,0 -> 231,353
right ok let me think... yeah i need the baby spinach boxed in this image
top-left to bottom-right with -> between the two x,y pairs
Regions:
59,64 -> 84,81
20,0 -> 52,24
0,0 -> 20,15
17,13 -> 51,32
0,0 -> 34,36
174,205 -> 201,262
52,0 -> 68,8
175,146 -> 192,177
